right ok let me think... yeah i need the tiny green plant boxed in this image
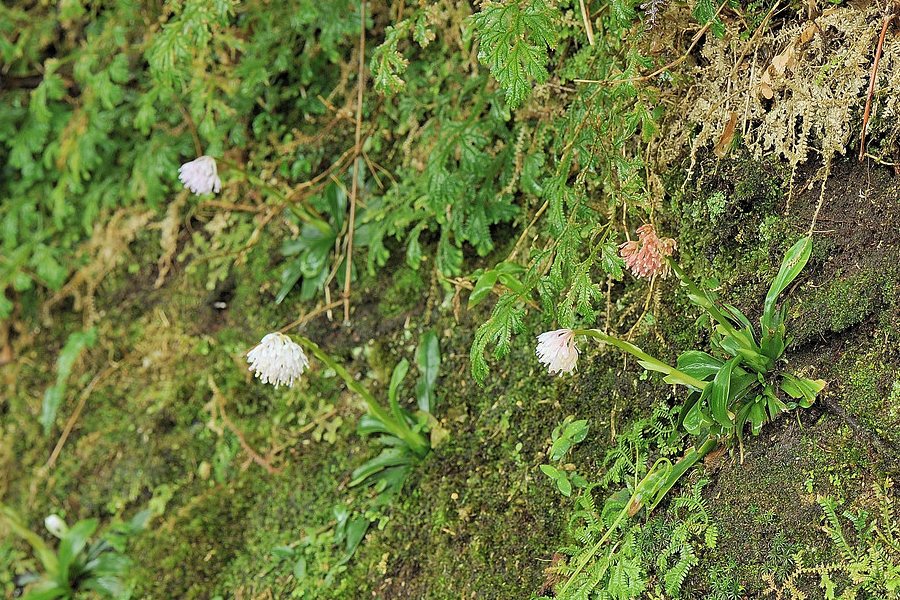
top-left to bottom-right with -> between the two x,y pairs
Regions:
540,416 -> 590,497
245,329 -> 441,493
539,407 -> 718,600
1,506 -> 147,600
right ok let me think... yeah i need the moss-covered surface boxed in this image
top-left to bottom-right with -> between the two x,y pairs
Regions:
3,154 -> 900,599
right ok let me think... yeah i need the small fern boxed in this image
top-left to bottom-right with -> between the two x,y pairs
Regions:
765,479 -> 900,599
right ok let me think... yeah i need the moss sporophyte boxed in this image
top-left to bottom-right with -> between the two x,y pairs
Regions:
537,236 -> 826,596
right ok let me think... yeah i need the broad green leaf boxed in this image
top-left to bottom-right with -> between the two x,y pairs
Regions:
495,261 -> 526,274
748,401 -> 767,435
539,464 -> 560,478
682,395 -> 714,435
58,518 -> 99,583
549,438 -> 573,461
497,272 -> 525,294
20,586 -> 69,600
388,359 -> 410,428
762,237 -> 811,330
723,303 -> 755,343
563,419 -> 589,443
414,330 -> 440,412
676,391 -> 701,432
468,270 -> 498,308
676,351 -> 724,380
734,397 -> 757,443
79,575 -> 125,597
388,359 -> 409,406
84,552 -> 130,575
709,357 -> 740,427
556,476 -> 572,497
349,448 -> 412,487
293,557 -> 307,580
357,415 -> 393,436
340,517 -> 369,563
780,374 -> 826,406
760,323 -> 787,361
324,181 -> 346,232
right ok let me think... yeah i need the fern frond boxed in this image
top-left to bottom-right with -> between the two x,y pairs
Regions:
819,496 -> 857,562
664,545 -> 697,596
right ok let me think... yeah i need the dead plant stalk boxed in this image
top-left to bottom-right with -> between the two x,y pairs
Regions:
859,4 -> 895,162
343,0 -> 366,324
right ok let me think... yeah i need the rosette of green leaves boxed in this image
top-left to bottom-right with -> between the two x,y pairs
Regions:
1,506 -> 147,600
672,237 -> 825,441
349,330 -> 442,494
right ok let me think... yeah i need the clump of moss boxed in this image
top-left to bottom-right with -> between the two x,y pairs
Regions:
378,268 -> 425,319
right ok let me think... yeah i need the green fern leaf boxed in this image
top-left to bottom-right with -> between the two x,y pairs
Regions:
473,0 -> 559,108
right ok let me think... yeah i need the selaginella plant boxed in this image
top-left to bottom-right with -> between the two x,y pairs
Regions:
246,330 -> 440,492
535,231 -> 825,596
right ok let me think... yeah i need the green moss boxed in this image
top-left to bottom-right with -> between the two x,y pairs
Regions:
378,268 -> 425,319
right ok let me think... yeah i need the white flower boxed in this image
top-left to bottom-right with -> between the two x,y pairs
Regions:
44,514 -> 68,538
247,332 -> 309,388
178,156 -> 222,195
536,329 -> 579,376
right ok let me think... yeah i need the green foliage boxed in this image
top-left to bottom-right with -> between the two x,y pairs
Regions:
1,507 -> 147,600
41,328 -> 97,435
540,417 -> 590,496
472,0 -> 559,108
545,475 -> 717,599
670,237 -> 825,442
268,505 -> 370,599
276,182 -> 372,304
693,0 -> 726,38
764,480 -> 900,599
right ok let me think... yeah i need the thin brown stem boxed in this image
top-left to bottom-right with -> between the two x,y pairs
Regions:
208,376 -> 282,475
579,0 -> 595,45
45,358 -> 125,470
859,6 -> 895,161
344,0 -> 367,325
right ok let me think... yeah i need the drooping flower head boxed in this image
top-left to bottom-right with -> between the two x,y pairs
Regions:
44,514 -> 68,539
619,224 -> 677,278
247,332 -> 309,389
178,156 -> 222,195
536,329 -> 579,376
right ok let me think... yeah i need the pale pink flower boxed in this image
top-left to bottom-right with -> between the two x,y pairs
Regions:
247,332 -> 309,389
536,329 -> 579,376
178,156 -> 222,195
619,224 -> 677,278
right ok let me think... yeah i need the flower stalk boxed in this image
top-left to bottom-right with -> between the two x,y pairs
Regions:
573,329 -> 708,390
294,335 -> 431,457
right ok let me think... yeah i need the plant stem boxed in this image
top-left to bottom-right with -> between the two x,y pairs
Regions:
666,260 -> 742,338
575,329 -> 707,390
294,336 -> 431,457
649,437 -> 718,511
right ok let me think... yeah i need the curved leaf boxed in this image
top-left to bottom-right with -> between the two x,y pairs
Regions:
762,236 -> 811,330
709,357 -> 741,427
676,351 -> 723,380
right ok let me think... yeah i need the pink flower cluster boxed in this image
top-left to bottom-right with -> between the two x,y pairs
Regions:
619,224 -> 677,278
